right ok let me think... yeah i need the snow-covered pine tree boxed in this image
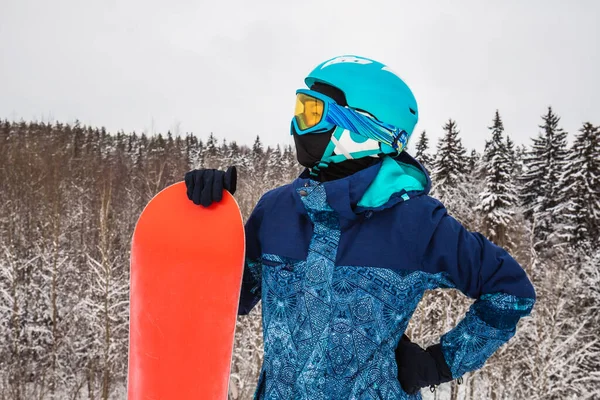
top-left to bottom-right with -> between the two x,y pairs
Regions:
521,107 -> 569,249
513,144 -> 528,185
467,149 -> 481,177
521,133 -> 546,222
185,134 -> 204,169
432,119 -> 467,193
505,135 -> 517,174
265,145 -> 285,187
554,122 -> 600,246
250,135 -> 267,183
217,138 -> 230,171
282,144 -> 302,182
431,119 -> 473,228
203,133 -> 220,168
476,110 -> 517,249
224,140 -> 239,169
413,130 -> 433,171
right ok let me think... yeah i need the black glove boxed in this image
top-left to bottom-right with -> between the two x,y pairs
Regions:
396,335 -> 453,394
184,166 -> 237,207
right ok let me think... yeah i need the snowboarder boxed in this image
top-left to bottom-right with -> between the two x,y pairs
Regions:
184,55 -> 536,399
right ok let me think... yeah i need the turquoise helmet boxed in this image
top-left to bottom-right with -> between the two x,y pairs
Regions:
305,55 -> 419,135
298,55 -> 419,167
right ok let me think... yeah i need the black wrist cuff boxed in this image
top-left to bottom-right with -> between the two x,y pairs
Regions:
224,166 -> 237,195
426,344 -> 454,384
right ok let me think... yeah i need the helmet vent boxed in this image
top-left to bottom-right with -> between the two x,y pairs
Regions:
409,108 -> 416,115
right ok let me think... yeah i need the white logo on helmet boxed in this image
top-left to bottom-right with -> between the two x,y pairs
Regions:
321,56 -> 372,69
333,129 -> 380,159
381,65 -> 402,79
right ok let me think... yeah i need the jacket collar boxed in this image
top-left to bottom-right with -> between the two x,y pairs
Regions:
291,151 -> 431,221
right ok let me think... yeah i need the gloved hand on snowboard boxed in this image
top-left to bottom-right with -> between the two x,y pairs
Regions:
184,166 -> 237,207
395,334 -> 453,394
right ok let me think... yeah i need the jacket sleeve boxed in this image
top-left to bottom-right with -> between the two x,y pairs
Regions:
238,196 -> 266,315
421,210 -> 536,379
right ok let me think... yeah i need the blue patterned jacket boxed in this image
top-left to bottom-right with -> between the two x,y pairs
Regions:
238,152 -> 536,400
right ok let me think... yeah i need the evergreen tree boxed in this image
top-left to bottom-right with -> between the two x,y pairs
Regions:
203,133 -> 220,168
555,122 -> 600,245
167,131 -> 174,149
282,144 -> 301,182
432,119 -> 467,192
266,145 -> 285,184
185,134 -> 203,169
205,133 -> 218,157
127,132 -> 138,154
251,135 -> 266,175
468,149 -> 480,176
71,121 -> 84,160
252,135 -> 264,158
134,133 -> 147,171
521,107 -> 569,247
152,133 -> 166,154
0,119 -> 9,141
218,138 -> 230,170
225,140 -> 241,170
505,135 -> 517,172
413,130 -> 433,169
512,144 -> 527,182
521,134 -> 546,221
476,110 -> 517,248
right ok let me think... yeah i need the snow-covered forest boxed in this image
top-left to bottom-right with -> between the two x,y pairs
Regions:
0,108 -> 599,399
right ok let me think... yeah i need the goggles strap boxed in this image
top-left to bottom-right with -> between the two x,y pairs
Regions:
309,127 -> 341,178
319,127 -> 343,164
330,134 -> 353,160
391,129 -> 408,152
324,102 -> 408,152
309,160 -> 330,178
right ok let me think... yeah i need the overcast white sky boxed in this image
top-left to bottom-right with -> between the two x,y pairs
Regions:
1,0 -> 598,152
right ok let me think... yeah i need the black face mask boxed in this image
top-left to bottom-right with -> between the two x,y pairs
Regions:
293,128 -> 333,169
293,128 -> 379,182
292,83 -> 380,182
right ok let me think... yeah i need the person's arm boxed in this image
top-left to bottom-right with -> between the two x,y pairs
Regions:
238,196 -> 266,315
422,210 -> 536,379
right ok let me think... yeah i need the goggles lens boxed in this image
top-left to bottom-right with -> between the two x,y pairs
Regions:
294,93 -> 325,131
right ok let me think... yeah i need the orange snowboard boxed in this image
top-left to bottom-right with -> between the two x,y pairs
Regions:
127,182 -> 245,400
